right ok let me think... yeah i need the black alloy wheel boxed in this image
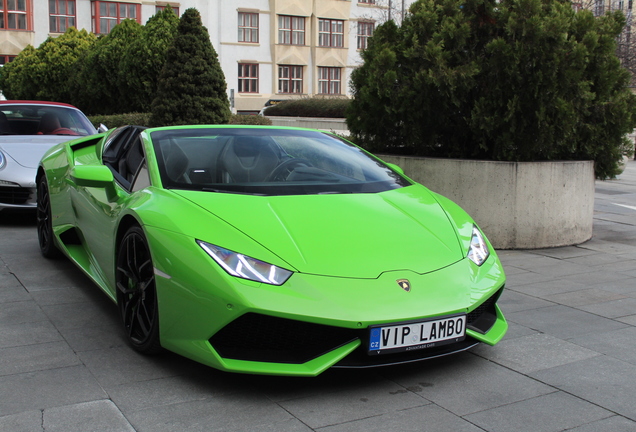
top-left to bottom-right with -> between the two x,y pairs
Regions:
36,175 -> 62,259
116,225 -> 162,354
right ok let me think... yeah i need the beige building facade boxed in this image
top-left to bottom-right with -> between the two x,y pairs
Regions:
0,0 -> 411,113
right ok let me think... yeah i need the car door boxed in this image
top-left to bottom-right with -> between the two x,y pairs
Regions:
71,126 -> 150,293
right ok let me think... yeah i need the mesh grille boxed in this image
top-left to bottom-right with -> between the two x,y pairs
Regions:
0,186 -> 32,205
466,287 -> 503,334
210,313 -> 360,364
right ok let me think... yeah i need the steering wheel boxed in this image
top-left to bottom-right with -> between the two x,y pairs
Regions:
266,159 -> 312,181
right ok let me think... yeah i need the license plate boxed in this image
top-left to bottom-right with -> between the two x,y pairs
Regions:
368,315 -> 466,355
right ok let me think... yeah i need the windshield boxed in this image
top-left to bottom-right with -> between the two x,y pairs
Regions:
150,127 -> 410,196
0,104 -> 97,136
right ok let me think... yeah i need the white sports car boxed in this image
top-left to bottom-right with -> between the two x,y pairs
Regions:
0,100 -> 98,212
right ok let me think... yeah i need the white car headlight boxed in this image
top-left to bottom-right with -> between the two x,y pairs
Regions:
0,150 -> 5,170
197,240 -> 292,285
467,225 -> 490,266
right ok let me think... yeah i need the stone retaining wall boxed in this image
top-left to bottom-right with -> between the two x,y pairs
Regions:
379,156 -> 595,249
266,116 -> 348,135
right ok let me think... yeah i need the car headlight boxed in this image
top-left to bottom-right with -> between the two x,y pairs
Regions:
0,150 -> 5,170
197,240 -> 293,285
467,225 -> 490,266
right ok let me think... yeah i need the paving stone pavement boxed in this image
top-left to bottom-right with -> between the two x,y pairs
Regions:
1,160 -> 635,432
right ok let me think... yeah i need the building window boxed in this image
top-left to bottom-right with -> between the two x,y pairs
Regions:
358,0 -> 376,3
318,67 -> 341,95
318,19 -> 344,48
278,15 -> 305,45
1,0 -> 31,30
156,5 -> 179,16
238,63 -> 259,93
357,22 -> 374,50
594,0 -> 604,15
279,65 -> 303,94
571,2 -> 582,12
238,12 -> 258,43
50,0 -> 75,33
92,1 -> 140,34
0,55 -> 16,65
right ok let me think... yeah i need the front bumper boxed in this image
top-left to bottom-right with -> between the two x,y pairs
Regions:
0,158 -> 37,211
210,287 -> 505,369
150,227 -> 508,376
0,184 -> 36,211
180,291 -> 507,377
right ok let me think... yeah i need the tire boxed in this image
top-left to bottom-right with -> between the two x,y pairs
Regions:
116,225 -> 162,354
36,175 -> 63,259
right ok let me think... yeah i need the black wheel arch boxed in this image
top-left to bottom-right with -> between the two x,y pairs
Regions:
114,214 -> 146,284
35,167 -> 45,185
116,216 -> 144,253
115,218 -> 162,354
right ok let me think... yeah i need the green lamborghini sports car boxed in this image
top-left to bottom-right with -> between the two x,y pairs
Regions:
37,125 -> 507,376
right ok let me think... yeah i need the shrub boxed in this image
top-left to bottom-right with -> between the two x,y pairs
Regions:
0,46 -> 38,100
229,114 -> 272,125
88,113 -> 152,129
150,8 -> 231,126
119,8 -> 180,113
89,113 -> 272,129
347,0 -> 636,179
73,20 -> 143,115
264,97 -> 350,118
0,29 -> 96,102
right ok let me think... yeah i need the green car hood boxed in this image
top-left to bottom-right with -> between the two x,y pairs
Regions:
173,184 -> 463,279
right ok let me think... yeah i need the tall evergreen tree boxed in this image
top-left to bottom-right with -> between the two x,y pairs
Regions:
347,21 -> 407,153
150,8 -> 230,126
72,19 -> 143,114
120,8 -> 179,113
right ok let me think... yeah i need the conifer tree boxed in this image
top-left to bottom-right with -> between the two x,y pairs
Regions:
73,20 -> 143,114
120,8 -> 179,113
150,8 -> 231,126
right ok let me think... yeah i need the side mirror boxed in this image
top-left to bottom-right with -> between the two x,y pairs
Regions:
97,123 -> 108,133
70,165 -> 117,201
386,163 -> 405,176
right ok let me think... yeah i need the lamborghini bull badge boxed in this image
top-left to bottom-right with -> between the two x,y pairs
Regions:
397,279 -> 411,292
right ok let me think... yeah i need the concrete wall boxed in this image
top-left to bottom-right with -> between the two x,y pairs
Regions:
379,156 -> 595,249
267,116 -> 348,135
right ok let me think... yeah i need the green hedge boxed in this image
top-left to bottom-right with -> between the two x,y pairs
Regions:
88,113 -> 272,129
228,115 -> 272,125
88,112 -> 151,129
264,97 -> 350,118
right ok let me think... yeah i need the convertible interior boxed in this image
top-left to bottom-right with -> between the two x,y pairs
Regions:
101,126 -> 408,196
